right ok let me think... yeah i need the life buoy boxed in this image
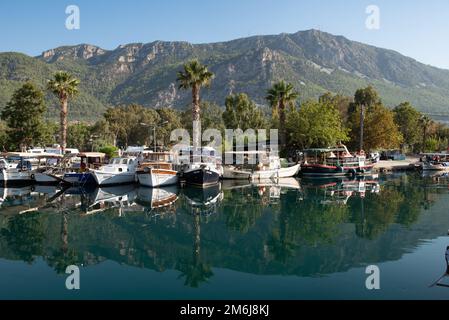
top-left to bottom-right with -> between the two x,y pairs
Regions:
30,173 -> 35,180
350,168 -> 357,177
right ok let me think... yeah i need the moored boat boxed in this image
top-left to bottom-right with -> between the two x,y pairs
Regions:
177,147 -> 222,187
223,150 -> 300,180
63,152 -> 106,185
0,153 -> 34,186
92,156 -> 138,186
300,145 -> 375,177
136,152 -> 178,187
420,153 -> 449,171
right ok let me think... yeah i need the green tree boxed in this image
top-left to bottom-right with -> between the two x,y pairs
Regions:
177,60 -> 214,146
393,102 -> 422,152
1,82 -> 47,151
266,81 -> 299,152
286,99 -> 349,150
349,103 -> 403,151
47,72 -> 80,153
0,121 -> 9,151
67,122 -> 92,151
223,93 -> 267,131
156,107 -> 183,148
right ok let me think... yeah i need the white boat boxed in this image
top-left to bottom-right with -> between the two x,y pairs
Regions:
223,151 -> 300,180
92,156 -> 138,186
136,152 -> 178,187
0,153 -> 34,185
30,153 -> 65,184
420,153 -> 449,171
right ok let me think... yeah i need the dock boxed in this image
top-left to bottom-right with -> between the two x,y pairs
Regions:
374,157 -> 420,173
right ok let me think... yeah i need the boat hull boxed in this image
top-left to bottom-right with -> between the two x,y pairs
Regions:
137,168 -> 178,187
63,172 -> 96,185
33,172 -> 63,185
92,170 -> 136,186
182,168 -> 220,187
223,166 -> 252,180
421,162 -> 449,171
251,164 -> 301,180
300,164 -> 375,177
0,170 -> 33,186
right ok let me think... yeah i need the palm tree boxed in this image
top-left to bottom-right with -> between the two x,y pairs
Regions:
47,72 -> 80,154
419,115 -> 433,153
177,60 -> 214,146
266,81 -> 299,151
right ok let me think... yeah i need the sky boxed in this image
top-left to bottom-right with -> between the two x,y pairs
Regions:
1,0 -> 449,69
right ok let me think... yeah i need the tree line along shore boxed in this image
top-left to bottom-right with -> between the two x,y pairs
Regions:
1,60 -> 448,158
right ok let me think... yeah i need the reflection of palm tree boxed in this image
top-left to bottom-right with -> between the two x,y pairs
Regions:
177,212 -> 213,288
266,212 -> 296,263
46,212 -> 78,274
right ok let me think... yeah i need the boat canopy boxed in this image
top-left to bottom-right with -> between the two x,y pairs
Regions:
77,152 -> 106,158
303,148 -> 348,153
2,152 -> 63,159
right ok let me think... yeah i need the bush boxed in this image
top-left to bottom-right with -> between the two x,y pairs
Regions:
99,145 -> 119,159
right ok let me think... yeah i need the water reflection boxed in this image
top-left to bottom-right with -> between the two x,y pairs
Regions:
0,173 -> 448,291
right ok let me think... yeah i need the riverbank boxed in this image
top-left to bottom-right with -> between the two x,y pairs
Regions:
374,156 -> 421,172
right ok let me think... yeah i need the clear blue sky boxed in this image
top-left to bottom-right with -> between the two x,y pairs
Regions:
1,0 -> 448,69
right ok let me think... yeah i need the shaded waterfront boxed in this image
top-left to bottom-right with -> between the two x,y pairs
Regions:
0,172 -> 448,299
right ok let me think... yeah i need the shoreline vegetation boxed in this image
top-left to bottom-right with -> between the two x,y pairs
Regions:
1,60 -> 449,156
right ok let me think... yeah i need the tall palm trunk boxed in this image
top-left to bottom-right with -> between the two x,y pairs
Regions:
60,97 -> 68,154
279,101 -> 286,150
192,85 -> 201,147
193,212 -> 201,266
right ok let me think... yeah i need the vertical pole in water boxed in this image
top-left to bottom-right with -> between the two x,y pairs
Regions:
360,104 -> 365,151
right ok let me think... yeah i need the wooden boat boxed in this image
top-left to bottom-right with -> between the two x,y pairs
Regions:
136,152 -> 178,187
300,144 -> 375,177
223,150 -> 300,180
63,152 -> 105,186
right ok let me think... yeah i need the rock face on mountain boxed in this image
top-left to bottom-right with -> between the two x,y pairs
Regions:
1,29 -> 449,120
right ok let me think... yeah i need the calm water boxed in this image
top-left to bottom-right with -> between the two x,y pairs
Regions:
0,172 -> 449,300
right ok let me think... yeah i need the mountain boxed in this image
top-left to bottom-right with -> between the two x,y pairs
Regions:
1,29 -> 449,121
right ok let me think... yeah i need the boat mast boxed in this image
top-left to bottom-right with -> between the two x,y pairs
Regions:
359,104 -> 365,151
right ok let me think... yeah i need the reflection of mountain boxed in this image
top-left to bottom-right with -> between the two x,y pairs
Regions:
0,173 -> 447,279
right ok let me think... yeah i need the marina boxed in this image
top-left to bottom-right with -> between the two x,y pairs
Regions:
0,171 -> 448,299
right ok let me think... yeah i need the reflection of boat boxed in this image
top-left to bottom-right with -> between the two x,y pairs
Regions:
301,176 -> 380,205
92,157 -> 138,186
74,185 -> 138,215
0,187 -> 33,210
223,151 -> 300,180
300,145 -> 375,177
183,183 -> 223,208
222,177 -> 301,190
136,186 -> 179,209
136,152 -> 178,187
